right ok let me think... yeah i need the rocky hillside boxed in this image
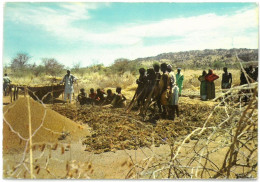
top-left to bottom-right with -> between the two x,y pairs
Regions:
132,48 -> 258,69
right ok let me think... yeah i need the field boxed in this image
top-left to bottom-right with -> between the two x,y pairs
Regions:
2,69 -> 258,179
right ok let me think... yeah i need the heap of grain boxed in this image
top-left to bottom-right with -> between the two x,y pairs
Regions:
3,97 -> 90,153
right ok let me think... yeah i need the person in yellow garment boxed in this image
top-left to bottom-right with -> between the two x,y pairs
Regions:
111,87 -> 127,108
176,68 -> 184,96
159,63 -> 170,118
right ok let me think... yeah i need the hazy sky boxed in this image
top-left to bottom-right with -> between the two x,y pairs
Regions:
3,2 -> 259,67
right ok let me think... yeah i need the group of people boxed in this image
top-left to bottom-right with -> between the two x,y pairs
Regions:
61,70 -> 127,107
4,64 -> 257,117
134,63 -> 184,120
240,65 -> 258,85
198,66 -> 258,101
198,69 -> 221,101
77,87 -> 126,108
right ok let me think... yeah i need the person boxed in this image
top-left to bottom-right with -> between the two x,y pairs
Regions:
205,69 -> 219,100
221,67 -> 232,90
88,88 -> 97,105
138,68 -> 157,115
136,68 -> 147,107
159,63 -> 170,117
95,88 -> 106,105
153,63 -> 162,113
176,68 -> 184,96
240,67 -> 248,85
253,66 -> 258,82
146,68 -> 156,98
168,83 -> 179,120
248,65 -> 254,82
3,73 -> 11,96
198,71 -> 207,101
111,87 -> 127,108
102,89 -> 115,105
61,70 -> 76,103
167,65 -> 175,89
153,63 -> 161,85
77,88 -> 87,105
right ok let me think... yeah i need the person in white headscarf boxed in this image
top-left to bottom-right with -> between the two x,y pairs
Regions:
167,64 -> 175,88
61,70 -> 77,103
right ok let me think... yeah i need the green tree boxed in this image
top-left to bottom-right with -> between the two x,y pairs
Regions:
31,63 -> 45,77
110,58 -> 139,75
212,60 -> 225,70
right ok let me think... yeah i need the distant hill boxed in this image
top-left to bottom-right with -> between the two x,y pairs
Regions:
131,48 -> 258,69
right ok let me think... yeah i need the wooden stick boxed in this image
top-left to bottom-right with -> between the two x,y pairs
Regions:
26,87 -> 34,179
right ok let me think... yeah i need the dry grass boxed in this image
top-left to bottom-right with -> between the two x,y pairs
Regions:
9,69 -> 241,100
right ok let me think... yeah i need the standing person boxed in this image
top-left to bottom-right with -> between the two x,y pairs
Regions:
146,68 -> 156,98
3,73 -> 11,96
166,64 -> 176,119
198,71 -> 207,101
176,68 -> 184,96
61,70 -> 76,103
167,64 -> 175,89
159,63 -> 170,118
169,83 -> 179,120
248,65 -> 254,82
153,63 -> 162,113
136,68 -> 147,107
139,68 -> 156,115
221,67 -> 232,91
253,66 -> 258,82
240,67 -> 248,85
205,69 -> 219,100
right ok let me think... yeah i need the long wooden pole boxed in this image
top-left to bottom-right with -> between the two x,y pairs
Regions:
26,87 -> 34,179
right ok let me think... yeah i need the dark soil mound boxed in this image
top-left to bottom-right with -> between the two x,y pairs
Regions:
51,101 -> 222,154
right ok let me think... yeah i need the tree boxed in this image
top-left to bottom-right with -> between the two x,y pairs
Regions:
10,53 -> 31,72
110,58 -> 139,75
212,60 -> 225,70
32,64 -> 45,77
72,61 -> 85,77
42,58 -> 64,76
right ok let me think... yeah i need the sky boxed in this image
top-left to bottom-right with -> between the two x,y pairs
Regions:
2,2 -> 259,68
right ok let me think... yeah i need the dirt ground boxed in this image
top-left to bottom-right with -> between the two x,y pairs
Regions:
2,87 -> 257,179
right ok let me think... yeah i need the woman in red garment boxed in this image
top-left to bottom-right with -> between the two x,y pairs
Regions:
205,69 -> 219,100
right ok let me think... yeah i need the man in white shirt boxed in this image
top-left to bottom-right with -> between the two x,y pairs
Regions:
61,70 -> 76,103
3,73 -> 11,96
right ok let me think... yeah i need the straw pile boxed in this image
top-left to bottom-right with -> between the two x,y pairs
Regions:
3,97 -> 90,153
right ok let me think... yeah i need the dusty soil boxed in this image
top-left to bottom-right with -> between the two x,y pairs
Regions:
50,97 -> 221,154
2,93 -> 257,179
3,97 -> 90,153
